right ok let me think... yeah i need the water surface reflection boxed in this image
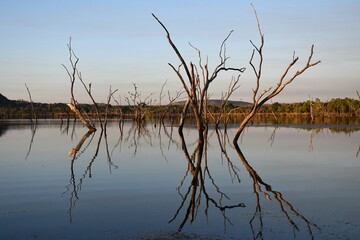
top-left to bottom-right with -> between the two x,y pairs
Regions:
0,120 -> 359,239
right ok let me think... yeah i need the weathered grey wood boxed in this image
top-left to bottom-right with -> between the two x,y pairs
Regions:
67,103 -> 95,132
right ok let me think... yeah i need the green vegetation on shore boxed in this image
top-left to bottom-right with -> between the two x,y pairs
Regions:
1,93 -> 359,122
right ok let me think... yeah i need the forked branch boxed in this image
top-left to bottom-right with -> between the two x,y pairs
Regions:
233,5 -> 320,143
62,38 -> 96,132
153,13 -> 245,133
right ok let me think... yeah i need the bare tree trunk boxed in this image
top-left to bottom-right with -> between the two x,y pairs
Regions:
63,39 -> 96,132
309,96 -> 314,124
153,13 -> 244,134
124,82 -> 154,122
66,103 -> 95,132
104,86 -> 118,137
233,5 -> 320,144
178,98 -> 190,133
25,83 -> 37,124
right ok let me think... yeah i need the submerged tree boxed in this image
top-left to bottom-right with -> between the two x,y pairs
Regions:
233,6 -> 320,143
153,5 -> 320,144
124,82 -> 154,121
24,83 -> 38,124
62,39 -> 98,132
152,13 -> 245,137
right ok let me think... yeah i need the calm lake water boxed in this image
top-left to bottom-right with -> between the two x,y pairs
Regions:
0,120 -> 359,240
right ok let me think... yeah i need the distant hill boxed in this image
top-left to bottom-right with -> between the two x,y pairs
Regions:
0,93 -> 15,107
0,93 -> 36,108
174,99 -> 251,106
0,93 -> 100,112
207,99 -> 251,106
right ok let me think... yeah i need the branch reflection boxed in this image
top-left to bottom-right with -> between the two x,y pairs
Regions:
63,126 -> 117,222
62,120 -> 170,223
124,120 -> 152,156
63,129 -> 95,222
59,121 -> 335,237
25,123 -> 37,160
215,128 -> 241,183
233,142 -> 320,239
170,127 -> 245,232
171,125 -> 320,239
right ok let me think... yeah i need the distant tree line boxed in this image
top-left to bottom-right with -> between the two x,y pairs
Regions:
264,98 -> 360,116
1,93 -> 359,120
204,97 -> 360,117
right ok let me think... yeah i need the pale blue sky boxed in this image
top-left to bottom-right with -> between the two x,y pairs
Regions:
0,0 -> 359,103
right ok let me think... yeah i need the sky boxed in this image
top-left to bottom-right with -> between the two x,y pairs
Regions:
0,0 -> 359,104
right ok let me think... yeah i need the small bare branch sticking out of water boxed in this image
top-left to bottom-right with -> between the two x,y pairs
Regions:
25,83 -> 37,124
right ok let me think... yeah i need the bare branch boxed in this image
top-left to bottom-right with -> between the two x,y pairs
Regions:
76,70 -> 103,130
104,86 -> 118,136
168,63 -> 191,97
251,4 -> 264,39
159,79 -> 168,106
219,30 -> 234,64
152,13 -> 193,85
233,6 -> 320,144
25,83 -> 37,124
189,42 -> 206,86
63,39 -> 96,132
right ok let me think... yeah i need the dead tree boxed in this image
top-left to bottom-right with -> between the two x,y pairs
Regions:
153,13 -> 245,138
62,39 -> 98,132
25,83 -> 38,123
158,80 -> 184,125
23,84 -> 40,162
111,94 -> 125,133
104,86 -> 118,137
309,95 -> 315,123
233,5 -> 320,143
124,82 -> 154,121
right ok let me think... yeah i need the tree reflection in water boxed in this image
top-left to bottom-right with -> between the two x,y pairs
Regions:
169,124 -> 320,239
233,143 -> 320,239
63,129 -> 96,222
60,120 -> 321,238
25,123 -> 37,160
170,127 -> 245,232
63,124 -> 119,222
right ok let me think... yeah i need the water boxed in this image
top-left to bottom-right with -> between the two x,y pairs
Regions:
0,120 -> 359,239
